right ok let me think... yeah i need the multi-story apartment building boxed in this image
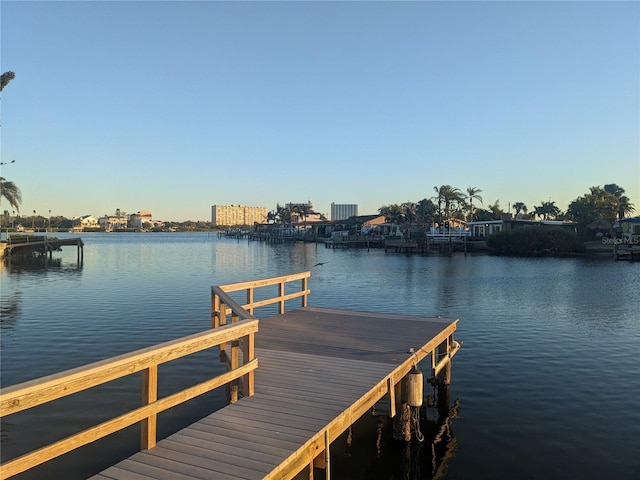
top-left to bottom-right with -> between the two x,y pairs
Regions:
330,203 -> 358,221
211,205 -> 268,226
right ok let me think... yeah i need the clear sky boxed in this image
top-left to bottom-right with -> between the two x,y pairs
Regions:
1,1 -> 638,222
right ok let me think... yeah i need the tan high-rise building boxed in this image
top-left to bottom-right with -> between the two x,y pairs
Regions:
211,205 -> 268,226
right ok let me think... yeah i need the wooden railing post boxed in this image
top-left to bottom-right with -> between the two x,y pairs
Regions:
241,332 -> 255,397
219,302 -> 227,326
141,365 -> 158,450
219,302 -> 227,353
229,339 -> 239,403
301,277 -> 308,308
279,281 -> 285,314
246,287 -> 254,315
212,291 -> 220,328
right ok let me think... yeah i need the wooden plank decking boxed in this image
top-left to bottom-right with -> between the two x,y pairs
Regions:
90,307 -> 458,480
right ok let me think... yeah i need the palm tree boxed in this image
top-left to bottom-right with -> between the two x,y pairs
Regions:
603,184 -> 635,219
416,198 -> 436,229
512,202 -> 528,218
616,196 -> 635,219
534,200 -> 561,220
488,200 -> 504,220
465,186 -> 483,221
378,204 -> 404,224
432,185 -> 465,227
603,183 -> 625,197
0,177 -> 22,228
432,186 -> 445,224
0,71 -> 16,92
401,202 -> 417,225
296,203 -> 312,231
275,204 -> 291,224
399,202 -> 417,237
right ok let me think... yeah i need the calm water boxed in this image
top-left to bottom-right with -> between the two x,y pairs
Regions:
1,233 -> 639,479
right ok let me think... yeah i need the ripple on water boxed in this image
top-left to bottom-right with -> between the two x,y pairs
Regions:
1,236 -> 639,479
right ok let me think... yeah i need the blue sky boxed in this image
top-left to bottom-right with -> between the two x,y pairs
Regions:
1,1 -> 638,222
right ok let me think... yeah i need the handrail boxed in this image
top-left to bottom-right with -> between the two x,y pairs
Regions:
209,272 -> 309,401
0,320 -> 259,480
211,271 -> 310,323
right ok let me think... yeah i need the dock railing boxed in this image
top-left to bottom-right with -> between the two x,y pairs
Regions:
211,271 -> 310,402
0,315 -> 259,480
212,271 -> 310,323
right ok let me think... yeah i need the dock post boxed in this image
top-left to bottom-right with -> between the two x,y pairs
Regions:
436,338 -> 452,417
392,377 -> 411,442
324,429 -> 331,480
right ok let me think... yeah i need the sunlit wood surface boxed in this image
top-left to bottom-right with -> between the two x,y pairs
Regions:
91,307 -> 457,480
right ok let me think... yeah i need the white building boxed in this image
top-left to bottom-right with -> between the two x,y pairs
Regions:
99,215 -> 129,231
77,215 -> 98,228
331,203 -> 358,221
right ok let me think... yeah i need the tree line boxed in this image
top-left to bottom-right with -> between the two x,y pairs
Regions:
376,184 -> 634,232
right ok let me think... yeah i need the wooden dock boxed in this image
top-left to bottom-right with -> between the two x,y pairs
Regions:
0,272 -> 459,480
613,242 -> 640,261
1,234 -> 84,263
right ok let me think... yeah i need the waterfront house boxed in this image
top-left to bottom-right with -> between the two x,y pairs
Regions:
131,210 -> 153,230
616,216 -> 640,238
466,220 -> 503,238
334,214 -> 386,234
467,218 -> 578,238
99,215 -> 129,231
78,215 -> 98,228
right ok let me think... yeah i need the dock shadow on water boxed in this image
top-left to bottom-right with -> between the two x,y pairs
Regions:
2,253 -> 83,276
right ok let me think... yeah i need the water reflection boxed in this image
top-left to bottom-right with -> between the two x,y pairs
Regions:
0,291 -> 21,330
330,395 -> 461,480
3,256 -> 82,274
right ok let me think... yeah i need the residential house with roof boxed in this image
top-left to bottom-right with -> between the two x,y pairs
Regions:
616,216 -> 640,238
467,217 -> 578,238
77,215 -> 98,228
99,215 -> 129,231
131,210 -> 153,229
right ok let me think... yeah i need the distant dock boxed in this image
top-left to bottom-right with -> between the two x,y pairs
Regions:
613,242 -> 640,261
1,234 -> 84,264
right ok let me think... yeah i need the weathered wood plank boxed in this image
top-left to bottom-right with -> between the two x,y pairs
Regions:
220,403 -> 326,431
139,447 -> 266,479
177,423 -> 300,454
100,458 -> 201,480
169,432 -> 290,463
88,465 -> 159,480
157,440 -> 277,475
197,411 -> 313,439
234,395 -> 345,419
